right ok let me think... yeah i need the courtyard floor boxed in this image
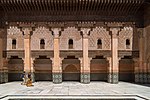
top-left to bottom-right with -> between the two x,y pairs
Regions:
0,81 -> 150,100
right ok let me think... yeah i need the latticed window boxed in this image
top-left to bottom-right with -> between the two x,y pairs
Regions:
97,39 -> 102,49
12,39 -> 16,49
40,39 -> 45,49
68,39 -> 73,49
126,39 -> 130,49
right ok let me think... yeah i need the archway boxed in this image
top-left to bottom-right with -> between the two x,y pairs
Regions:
119,56 -> 134,82
90,56 -> 108,81
34,56 -> 52,81
63,64 -> 80,81
62,56 -> 80,81
8,56 -> 24,81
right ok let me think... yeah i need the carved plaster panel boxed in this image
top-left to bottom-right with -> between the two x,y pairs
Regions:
60,27 -> 82,50
118,27 -> 133,50
89,27 -> 111,50
7,26 -> 24,50
31,26 -> 53,50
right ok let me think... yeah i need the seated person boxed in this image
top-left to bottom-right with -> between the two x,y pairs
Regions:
26,73 -> 33,87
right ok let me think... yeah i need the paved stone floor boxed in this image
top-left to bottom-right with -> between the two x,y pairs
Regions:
0,81 -> 150,99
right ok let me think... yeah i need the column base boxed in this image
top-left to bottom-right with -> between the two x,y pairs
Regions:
135,73 -> 140,83
148,73 -> 150,84
0,72 -> 2,83
52,73 -> 62,84
31,72 -> 35,83
80,73 -> 90,84
135,73 -> 149,84
108,72 -> 118,84
143,73 -> 148,83
0,71 -> 8,84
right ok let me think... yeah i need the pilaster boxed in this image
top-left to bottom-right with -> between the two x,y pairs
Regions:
138,28 -> 146,83
133,58 -> 140,83
2,58 -> 9,83
148,62 -> 150,83
109,28 -> 120,84
0,33 -> 3,83
106,57 -> 112,83
31,58 -> 35,82
51,28 -> 62,84
80,28 -> 91,84
22,28 -> 32,73
0,29 -> 8,84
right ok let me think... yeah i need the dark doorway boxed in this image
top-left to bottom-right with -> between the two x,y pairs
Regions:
62,57 -> 80,81
90,56 -> 108,81
119,57 -> 134,82
8,56 -> 24,81
34,56 -> 52,81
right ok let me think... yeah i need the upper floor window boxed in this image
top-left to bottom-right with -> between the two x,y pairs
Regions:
68,39 -> 73,49
126,39 -> 130,49
12,39 -> 16,49
40,39 -> 45,49
97,39 -> 102,49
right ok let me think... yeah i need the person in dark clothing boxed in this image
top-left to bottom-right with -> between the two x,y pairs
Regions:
21,71 -> 26,85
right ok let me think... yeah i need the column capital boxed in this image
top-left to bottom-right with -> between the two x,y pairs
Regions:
110,28 -> 120,38
22,28 -> 32,39
51,28 -> 61,38
0,29 -> 5,38
31,58 -> 35,62
137,28 -> 144,38
80,28 -> 91,38
106,57 -> 111,61
78,57 -> 83,63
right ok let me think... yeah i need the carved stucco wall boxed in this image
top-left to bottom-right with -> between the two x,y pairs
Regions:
118,27 -> 133,50
89,27 -> 111,50
31,27 -> 53,50
145,26 -> 150,63
7,26 -> 24,50
6,26 -> 134,51
60,27 -> 82,50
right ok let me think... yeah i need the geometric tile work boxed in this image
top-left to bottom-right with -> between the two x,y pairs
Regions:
108,72 -> 118,84
0,72 -> 2,83
135,73 -> 140,83
32,27 -> 53,50
52,73 -> 62,84
135,73 -> 150,84
3,71 -> 8,83
148,72 -> 150,83
60,27 -> 82,50
80,73 -> 90,84
0,71 -> 8,84
89,27 -> 111,50
7,26 -> 24,50
118,27 -> 133,50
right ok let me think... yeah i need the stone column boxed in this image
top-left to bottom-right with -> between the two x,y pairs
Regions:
2,58 -> 9,83
0,29 -> 8,83
133,58 -> 140,83
138,28 -> 145,83
0,30 -> 3,83
51,28 -> 62,83
148,62 -> 150,83
80,28 -> 90,84
109,28 -> 120,84
0,33 -> 3,83
22,28 -> 32,74
106,57 -> 112,83
31,58 -> 35,82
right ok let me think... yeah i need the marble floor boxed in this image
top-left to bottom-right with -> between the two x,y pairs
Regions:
0,81 -> 150,99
